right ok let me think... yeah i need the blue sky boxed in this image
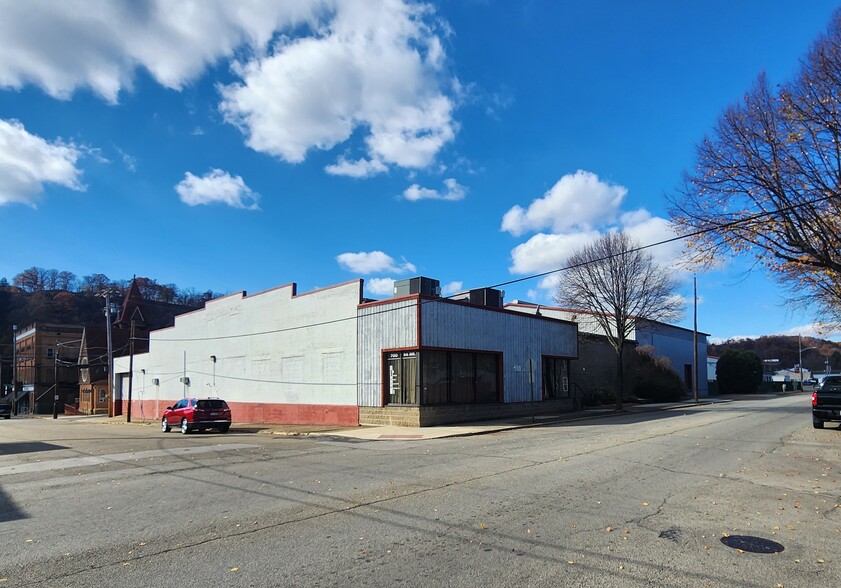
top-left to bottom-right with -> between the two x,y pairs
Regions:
1,0 -> 839,342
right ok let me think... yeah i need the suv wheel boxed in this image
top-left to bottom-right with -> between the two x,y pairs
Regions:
161,418 -> 170,433
813,418 -> 825,429
180,418 -> 190,434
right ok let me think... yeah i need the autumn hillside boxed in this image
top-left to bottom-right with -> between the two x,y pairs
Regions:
0,269 -> 220,384
709,336 -> 841,374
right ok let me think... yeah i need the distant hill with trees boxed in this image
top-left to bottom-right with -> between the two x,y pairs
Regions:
0,266 -> 221,377
709,335 -> 841,374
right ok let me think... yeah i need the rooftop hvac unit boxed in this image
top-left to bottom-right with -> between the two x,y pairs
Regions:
393,276 -> 441,297
468,288 -> 504,308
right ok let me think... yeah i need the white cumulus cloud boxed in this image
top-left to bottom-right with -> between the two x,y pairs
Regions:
509,231 -> 602,276
503,169 -> 689,302
365,277 -> 396,296
1,1 -> 457,175
441,280 -> 463,296
325,156 -> 389,178
0,1 -> 317,103
219,0 -> 456,171
620,209 -> 685,270
336,250 -> 416,275
501,170 -> 627,237
0,118 -> 84,206
175,169 -> 259,209
402,178 -> 466,201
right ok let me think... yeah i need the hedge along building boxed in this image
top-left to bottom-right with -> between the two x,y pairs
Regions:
113,277 -> 579,427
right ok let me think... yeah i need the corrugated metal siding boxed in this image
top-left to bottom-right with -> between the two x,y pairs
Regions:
421,301 -> 577,403
635,321 -> 709,397
357,299 -> 418,407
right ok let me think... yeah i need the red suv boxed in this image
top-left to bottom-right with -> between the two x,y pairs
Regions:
161,397 -> 232,434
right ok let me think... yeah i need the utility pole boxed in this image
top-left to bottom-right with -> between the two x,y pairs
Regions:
99,290 -> 115,417
693,276 -> 699,403
127,320 -> 135,423
11,324 -> 17,415
53,339 -> 59,419
798,335 -> 817,389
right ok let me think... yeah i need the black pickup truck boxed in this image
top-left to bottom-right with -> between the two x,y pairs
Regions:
812,376 -> 841,428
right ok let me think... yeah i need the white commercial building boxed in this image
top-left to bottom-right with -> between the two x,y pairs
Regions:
114,277 -> 581,427
114,280 -> 362,426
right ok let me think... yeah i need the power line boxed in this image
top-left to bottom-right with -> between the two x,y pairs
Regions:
152,194 -> 832,344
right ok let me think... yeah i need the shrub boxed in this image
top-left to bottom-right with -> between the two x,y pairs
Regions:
716,349 -> 763,394
633,347 -> 687,402
582,388 -> 616,406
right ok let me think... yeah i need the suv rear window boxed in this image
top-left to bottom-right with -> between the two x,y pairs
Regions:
822,377 -> 841,386
197,399 -> 229,410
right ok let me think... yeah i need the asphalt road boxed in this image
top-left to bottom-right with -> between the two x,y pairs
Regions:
0,394 -> 838,587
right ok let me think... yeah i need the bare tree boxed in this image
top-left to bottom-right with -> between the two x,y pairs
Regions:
56,271 -> 77,291
556,232 -> 683,411
669,9 -> 841,328
13,267 -> 46,292
175,288 -> 219,307
42,269 -> 59,290
81,273 -> 113,293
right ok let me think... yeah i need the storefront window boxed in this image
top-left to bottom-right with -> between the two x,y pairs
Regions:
387,351 -> 418,405
389,349 -> 500,406
475,354 -> 498,402
422,350 -> 448,405
450,352 -> 474,403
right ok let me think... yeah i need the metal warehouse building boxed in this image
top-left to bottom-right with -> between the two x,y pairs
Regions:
358,277 -> 578,426
114,276 -> 579,427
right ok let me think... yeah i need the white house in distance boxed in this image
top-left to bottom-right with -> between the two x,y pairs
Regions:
504,301 -> 709,399
114,277 -> 580,427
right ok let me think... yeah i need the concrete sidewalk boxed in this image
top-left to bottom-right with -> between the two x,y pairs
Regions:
70,397 -> 735,441
262,399 -> 726,441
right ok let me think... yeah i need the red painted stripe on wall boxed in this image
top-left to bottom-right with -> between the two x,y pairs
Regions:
120,400 -> 359,427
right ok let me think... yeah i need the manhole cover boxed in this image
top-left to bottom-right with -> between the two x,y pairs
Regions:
720,535 -> 784,554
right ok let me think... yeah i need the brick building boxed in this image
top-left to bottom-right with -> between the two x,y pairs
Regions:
12,323 -> 83,414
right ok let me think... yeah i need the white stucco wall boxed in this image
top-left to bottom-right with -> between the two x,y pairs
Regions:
114,280 -> 362,410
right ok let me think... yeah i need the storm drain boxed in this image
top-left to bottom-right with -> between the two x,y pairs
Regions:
720,535 -> 784,554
